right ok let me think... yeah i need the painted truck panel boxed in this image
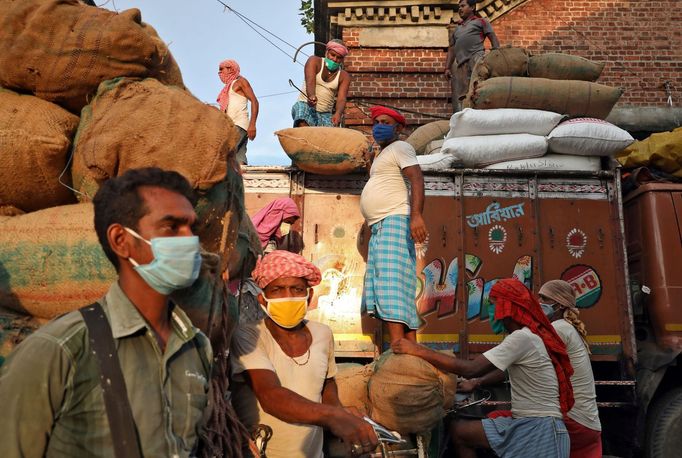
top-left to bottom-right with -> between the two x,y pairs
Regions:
244,167 -> 635,367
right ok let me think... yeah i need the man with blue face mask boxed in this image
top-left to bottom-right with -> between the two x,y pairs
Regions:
231,250 -> 378,457
291,39 -> 351,127
0,168 -> 212,458
360,106 -> 428,344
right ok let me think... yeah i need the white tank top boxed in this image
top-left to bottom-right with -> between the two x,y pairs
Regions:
225,80 -> 249,131
297,60 -> 340,113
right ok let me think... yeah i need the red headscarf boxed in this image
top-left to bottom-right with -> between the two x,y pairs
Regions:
490,278 -> 575,415
326,40 -> 349,57
370,105 -> 406,126
217,59 -> 240,112
252,250 -> 321,289
250,198 -> 301,248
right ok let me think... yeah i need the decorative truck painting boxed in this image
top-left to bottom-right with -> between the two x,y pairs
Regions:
243,167 -> 633,365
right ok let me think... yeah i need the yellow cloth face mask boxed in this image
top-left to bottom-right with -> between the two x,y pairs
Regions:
261,291 -> 309,328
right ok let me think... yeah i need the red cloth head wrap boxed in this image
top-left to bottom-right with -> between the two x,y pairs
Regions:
217,59 -> 240,112
326,40 -> 349,57
370,105 -> 406,126
490,278 -> 575,415
252,250 -> 321,289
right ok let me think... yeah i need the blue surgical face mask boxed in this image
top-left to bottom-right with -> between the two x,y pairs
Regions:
125,227 -> 201,295
325,58 -> 340,72
372,123 -> 397,143
541,302 -> 557,318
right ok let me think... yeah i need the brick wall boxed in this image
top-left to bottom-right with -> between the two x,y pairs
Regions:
338,0 -> 681,130
492,0 -> 682,107
342,27 -> 452,133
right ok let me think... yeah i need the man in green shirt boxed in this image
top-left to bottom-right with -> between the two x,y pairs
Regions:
0,168 -> 213,457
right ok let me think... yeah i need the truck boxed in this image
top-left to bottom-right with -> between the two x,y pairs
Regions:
243,164 -> 682,457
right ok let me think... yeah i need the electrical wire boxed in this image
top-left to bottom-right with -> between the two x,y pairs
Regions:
213,0 -> 308,66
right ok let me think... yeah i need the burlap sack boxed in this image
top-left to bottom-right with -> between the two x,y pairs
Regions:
226,214 -> 262,281
194,167 -> 250,275
474,47 -> 530,80
0,89 -> 78,212
0,307 -> 46,366
472,77 -> 623,119
0,0 -> 184,113
71,77 -> 239,200
0,193 -> 246,320
368,352 -> 457,434
405,120 -> 450,155
0,203 -> 116,319
336,362 -> 375,415
528,53 -> 605,82
275,127 -> 369,175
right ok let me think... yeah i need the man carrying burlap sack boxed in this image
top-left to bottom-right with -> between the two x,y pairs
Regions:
0,168 -> 212,457
393,279 -> 573,458
445,0 -> 500,111
230,250 -> 378,457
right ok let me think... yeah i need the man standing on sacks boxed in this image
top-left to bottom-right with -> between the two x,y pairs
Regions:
230,250 -> 378,458
292,39 -> 351,127
360,106 -> 428,344
217,59 -> 259,165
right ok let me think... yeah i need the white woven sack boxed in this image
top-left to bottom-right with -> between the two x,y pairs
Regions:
417,152 -> 458,171
442,134 -> 548,167
548,118 -> 635,156
485,154 -> 601,172
448,108 -> 564,138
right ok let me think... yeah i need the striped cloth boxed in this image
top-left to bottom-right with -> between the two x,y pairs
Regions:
361,215 -> 422,329
291,101 -> 333,127
482,416 -> 570,457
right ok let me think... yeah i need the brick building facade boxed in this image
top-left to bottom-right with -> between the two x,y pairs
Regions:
314,0 -> 682,135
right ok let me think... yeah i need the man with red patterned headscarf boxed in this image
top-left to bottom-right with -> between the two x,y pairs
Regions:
217,59 -> 259,165
392,278 -> 572,458
291,39 -> 351,127
230,251 -> 378,458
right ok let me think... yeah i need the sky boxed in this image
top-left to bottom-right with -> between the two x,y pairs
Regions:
101,0 -> 312,165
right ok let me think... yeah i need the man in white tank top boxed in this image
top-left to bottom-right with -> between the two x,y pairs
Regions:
291,40 -> 351,127
217,59 -> 259,165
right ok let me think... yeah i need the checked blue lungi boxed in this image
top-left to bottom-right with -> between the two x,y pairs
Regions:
482,416 -> 570,458
361,215 -> 422,329
291,101 -> 333,127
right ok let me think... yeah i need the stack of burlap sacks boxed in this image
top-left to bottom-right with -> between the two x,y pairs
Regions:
0,0 -> 262,359
336,352 -> 458,436
409,47 -> 635,170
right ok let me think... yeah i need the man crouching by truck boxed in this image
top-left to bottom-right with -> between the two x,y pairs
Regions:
0,168 -> 212,457
230,250 -> 378,458
393,279 -> 574,458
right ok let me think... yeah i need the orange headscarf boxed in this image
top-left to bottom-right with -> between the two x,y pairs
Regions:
490,278 -> 575,415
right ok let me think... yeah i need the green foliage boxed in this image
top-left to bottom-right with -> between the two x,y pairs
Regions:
299,0 -> 314,34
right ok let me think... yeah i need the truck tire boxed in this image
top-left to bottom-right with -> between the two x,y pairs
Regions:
646,387 -> 682,457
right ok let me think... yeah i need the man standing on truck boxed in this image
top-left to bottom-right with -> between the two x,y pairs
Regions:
230,250 -> 378,458
360,105 -> 428,344
0,168 -> 212,457
539,280 -> 602,458
393,278 -> 573,458
445,0 -> 500,111
291,39 -> 351,127
217,59 -> 259,165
